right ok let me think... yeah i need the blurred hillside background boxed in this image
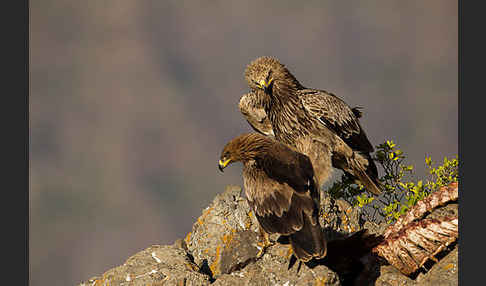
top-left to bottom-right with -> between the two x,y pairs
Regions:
30,1 -> 457,285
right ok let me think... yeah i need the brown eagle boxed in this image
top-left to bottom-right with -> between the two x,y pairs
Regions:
218,133 -> 327,262
244,56 -> 382,195
239,90 -> 364,138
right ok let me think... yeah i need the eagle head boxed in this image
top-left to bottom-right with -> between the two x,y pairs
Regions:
218,133 -> 271,172
244,56 -> 302,96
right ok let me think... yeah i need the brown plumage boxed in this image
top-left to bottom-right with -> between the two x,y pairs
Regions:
239,90 -> 274,137
239,90 -> 364,138
218,133 -> 327,262
244,56 -> 382,195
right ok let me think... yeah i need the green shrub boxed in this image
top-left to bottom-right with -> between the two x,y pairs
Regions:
328,140 -> 458,224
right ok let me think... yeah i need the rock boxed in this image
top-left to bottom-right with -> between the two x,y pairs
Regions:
363,220 -> 388,237
214,243 -> 340,286
218,229 -> 260,274
78,182 -> 459,286
415,247 -> 458,286
184,185 -> 262,278
78,243 -> 210,286
375,265 -> 415,286
319,192 -> 363,241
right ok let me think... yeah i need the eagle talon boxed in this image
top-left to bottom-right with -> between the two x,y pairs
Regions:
256,241 -> 274,258
256,230 -> 273,258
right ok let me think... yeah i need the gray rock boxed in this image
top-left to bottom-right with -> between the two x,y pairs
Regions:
214,243 -> 340,286
78,244 -> 210,286
363,220 -> 388,236
219,229 -> 260,274
319,192 -> 363,241
415,246 -> 458,286
375,265 -> 415,286
184,185 -> 262,278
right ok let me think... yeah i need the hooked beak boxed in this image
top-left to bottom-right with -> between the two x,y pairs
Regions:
218,158 -> 231,172
259,78 -> 274,93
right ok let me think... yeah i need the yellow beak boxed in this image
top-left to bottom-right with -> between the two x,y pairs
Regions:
259,78 -> 273,90
218,158 -> 231,172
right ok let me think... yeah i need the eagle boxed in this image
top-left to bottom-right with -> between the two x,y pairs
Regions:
218,132 -> 327,262
244,56 -> 382,195
239,90 -> 365,138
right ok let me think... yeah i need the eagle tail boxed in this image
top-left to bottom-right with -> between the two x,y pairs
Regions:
353,169 -> 382,196
289,213 -> 327,262
332,139 -> 382,195
351,153 -> 383,196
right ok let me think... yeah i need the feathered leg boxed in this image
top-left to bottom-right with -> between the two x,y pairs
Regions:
256,224 -> 274,258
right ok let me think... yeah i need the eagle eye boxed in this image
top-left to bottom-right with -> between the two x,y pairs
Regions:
266,70 -> 273,81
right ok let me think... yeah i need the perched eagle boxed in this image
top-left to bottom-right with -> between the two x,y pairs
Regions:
218,133 -> 327,262
244,56 -> 382,195
239,90 -> 364,138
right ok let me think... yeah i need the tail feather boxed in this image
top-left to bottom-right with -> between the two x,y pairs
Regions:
331,139 -> 382,195
354,170 -> 382,196
289,213 -> 327,262
350,153 -> 382,196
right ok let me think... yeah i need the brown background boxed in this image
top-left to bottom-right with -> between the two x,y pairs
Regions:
30,1 -> 457,285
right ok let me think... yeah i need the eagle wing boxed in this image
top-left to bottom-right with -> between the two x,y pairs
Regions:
243,144 -> 327,261
239,92 -> 274,137
299,89 -> 374,153
243,146 -> 319,235
239,90 -> 363,140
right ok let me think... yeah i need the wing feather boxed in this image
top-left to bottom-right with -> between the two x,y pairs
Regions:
300,89 -> 374,153
239,92 -> 274,136
243,147 -> 319,235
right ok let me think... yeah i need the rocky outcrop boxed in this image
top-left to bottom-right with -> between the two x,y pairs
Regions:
79,244 -> 210,286
79,183 -> 458,286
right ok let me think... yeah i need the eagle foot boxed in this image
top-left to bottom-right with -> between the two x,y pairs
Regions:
256,231 -> 274,258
